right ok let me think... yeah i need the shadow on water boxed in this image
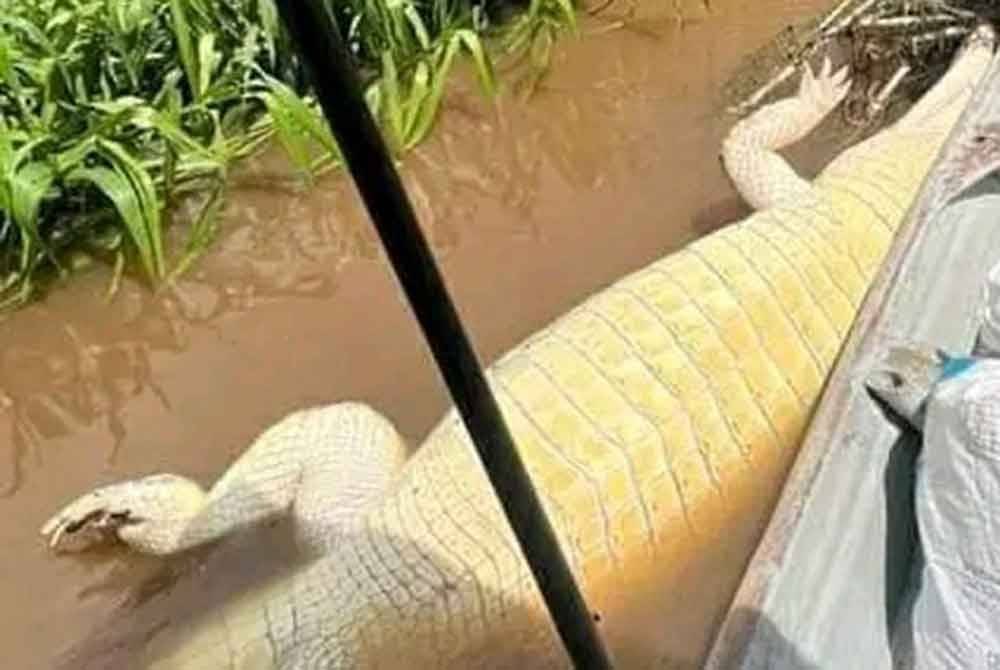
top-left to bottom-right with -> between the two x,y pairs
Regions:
51,520 -> 308,670
54,513 -> 819,670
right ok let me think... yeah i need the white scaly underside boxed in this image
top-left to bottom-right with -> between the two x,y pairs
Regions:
41,26 -> 996,670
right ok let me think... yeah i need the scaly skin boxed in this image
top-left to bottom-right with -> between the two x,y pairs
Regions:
41,27 -> 996,670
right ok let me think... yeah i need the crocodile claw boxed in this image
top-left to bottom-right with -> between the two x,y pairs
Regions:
41,486 -> 139,553
798,55 -> 852,116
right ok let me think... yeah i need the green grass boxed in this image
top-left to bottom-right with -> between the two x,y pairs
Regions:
0,0 -> 577,309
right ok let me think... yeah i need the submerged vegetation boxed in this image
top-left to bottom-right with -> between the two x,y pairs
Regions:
0,0 -> 576,308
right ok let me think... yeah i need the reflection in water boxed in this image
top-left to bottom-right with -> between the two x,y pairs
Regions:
0,3 -> 853,668
0,160 -> 468,494
1,312 -> 169,496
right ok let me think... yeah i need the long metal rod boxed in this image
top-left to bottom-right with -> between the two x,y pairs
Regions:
272,1 -> 614,667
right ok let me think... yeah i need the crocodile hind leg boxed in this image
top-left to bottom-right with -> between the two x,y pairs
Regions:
721,54 -> 851,210
41,402 -> 408,556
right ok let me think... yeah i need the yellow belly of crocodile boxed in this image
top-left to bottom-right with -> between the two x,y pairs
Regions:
41,27 -> 996,670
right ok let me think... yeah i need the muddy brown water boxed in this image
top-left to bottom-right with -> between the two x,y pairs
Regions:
0,1 -> 853,667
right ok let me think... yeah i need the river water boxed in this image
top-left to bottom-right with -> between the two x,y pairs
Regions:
0,1 -> 845,667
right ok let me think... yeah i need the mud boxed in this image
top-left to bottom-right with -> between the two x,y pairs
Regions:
0,1 -> 852,667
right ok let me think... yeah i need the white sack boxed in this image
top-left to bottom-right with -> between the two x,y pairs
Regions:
912,359 -> 1000,670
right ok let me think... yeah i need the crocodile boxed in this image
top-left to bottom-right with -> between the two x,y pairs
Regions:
40,26 -> 997,670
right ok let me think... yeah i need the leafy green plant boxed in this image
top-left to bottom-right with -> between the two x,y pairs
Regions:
0,0 -> 577,309
502,0 -> 578,95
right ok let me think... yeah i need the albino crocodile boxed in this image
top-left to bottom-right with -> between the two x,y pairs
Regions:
40,26 -> 997,670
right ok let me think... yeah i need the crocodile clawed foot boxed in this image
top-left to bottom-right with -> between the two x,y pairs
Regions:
42,504 -> 135,553
41,474 -> 203,554
798,55 -> 852,118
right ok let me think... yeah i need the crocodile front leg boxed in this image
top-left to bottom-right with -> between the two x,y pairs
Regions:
41,403 -> 408,555
721,56 -> 851,210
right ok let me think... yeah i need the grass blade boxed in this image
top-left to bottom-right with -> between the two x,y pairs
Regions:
169,0 -> 200,101
68,164 -> 158,279
257,74 -> 342,169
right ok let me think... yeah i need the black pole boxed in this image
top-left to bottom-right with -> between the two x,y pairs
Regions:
273,1 -> 613,667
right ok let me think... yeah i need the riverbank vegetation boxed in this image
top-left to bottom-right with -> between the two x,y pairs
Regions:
0,0 -> 576,308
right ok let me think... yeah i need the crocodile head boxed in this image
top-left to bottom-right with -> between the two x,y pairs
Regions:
864,345 -> 977,432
